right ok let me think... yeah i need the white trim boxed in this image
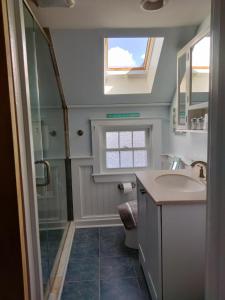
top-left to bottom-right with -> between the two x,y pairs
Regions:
70,156 -> 94,160
91,118 -> 162,177
67,103 -> 170,109
177,26 -> 210,58
92,173 -> 136,183
75,216 -> 122,228
89,117 -> 169,121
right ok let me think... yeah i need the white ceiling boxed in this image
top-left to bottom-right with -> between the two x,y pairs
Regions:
28,0 -> 211,29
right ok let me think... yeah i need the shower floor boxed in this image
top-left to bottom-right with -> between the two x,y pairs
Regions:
61,226 -> 151,300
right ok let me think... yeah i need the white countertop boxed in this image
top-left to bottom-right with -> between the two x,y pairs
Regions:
136,169 -> 207,205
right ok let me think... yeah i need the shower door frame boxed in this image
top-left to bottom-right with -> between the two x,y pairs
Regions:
6,0 -> 72,299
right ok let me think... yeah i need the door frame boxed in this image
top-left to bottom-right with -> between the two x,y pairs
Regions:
7,0 -> 44,299
206,0 -> 225,299
6,0 -> 72,299
0,0 -> 33,299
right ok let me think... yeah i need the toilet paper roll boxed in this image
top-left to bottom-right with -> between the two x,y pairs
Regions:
121,183 -> 133,194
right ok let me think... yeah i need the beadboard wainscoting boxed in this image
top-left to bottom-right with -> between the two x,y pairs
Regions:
71,157 -> 137,227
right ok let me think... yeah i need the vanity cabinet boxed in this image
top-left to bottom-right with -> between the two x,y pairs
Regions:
137,179 -> 206,300
137,184 -> 162,300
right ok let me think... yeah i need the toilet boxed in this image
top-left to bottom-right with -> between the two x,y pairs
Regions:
118,200 -> 138,249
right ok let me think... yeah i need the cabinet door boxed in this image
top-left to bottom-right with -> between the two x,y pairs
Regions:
146,195 -> 162,300
137,181 -> 148,266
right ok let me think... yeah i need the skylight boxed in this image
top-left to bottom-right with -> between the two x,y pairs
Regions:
106,37 -> 153,70
104,36 -> 164,95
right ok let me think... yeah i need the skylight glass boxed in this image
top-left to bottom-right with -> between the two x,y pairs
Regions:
107,37 -> 149,69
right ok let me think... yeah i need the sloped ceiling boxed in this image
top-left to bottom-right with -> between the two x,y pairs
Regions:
28,0 -> 210,29
50,26 -> 197,106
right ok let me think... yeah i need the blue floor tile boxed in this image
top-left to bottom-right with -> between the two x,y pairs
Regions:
62,281 -> 99,300
100,256 -> 136,281
100,226 -> 124,238
66,257 -> 99,282
100,227 -> 138,258
100,278 -> 146,300
74,228 -> 99,243
62,227 -> 151,300
71,238 -> 99,258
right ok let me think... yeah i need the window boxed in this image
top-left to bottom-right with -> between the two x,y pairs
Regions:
104,37 -> 164,95
105,130 -> 148,169
91,119 -> 162,181
106,37 -> 154,71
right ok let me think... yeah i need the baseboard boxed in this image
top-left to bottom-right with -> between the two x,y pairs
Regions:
75,216 -> 123,228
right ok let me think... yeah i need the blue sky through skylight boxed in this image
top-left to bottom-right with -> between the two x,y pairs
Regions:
108,38 -> 149,68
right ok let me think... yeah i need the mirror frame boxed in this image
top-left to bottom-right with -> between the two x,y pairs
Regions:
176,27 -> 210,132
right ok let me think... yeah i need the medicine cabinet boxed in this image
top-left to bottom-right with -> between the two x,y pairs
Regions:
176,28 -> 210,132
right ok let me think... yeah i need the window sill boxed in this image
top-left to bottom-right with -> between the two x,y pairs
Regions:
92,172 -> 137,183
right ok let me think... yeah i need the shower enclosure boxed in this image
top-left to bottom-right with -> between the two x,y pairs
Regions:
23,3 -> 71,297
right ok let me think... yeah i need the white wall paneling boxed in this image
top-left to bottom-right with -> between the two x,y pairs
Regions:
69,106 -> 169,227
71,157 -> 137,227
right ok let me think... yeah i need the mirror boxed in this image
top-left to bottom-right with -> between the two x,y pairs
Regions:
177,53 -> 187,126
190,34 -> 210,105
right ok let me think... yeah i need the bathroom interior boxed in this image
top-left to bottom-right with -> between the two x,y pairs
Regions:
2,0 -> 219,299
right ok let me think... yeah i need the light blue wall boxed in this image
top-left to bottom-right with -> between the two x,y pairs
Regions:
50,26 -> 208,161
50,27 -> 196,106
68,105 -> 170,157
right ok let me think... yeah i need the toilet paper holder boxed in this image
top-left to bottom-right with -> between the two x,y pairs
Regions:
118,182 -> 136,191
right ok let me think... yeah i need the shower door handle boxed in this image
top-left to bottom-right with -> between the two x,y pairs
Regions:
35,160 -> 51,186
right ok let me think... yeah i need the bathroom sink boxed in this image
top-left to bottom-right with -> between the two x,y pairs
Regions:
155,174 -> 205,192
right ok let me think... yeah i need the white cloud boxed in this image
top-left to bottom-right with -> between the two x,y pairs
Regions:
141,53 -> 145,59
108,47 -> 136,68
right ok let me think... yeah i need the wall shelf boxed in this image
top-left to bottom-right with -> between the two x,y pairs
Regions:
188,102 -> 208,111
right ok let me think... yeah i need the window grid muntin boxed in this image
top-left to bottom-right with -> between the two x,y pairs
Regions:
105,129 -> 148,169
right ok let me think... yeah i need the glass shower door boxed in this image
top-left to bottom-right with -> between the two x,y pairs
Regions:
24,5 -> 69,296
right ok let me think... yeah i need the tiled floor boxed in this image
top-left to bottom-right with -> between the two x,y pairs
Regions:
61,226 -> 152,300
40,229 -> 64,289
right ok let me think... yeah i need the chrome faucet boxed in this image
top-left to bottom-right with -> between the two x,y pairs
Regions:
190,161 -> 207,178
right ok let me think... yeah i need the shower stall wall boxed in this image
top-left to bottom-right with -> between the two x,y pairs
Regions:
22,3 -> 71,298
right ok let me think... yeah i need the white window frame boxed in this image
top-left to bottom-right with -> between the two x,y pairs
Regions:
91,118 -> 162,181
103,127 -> 151,171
